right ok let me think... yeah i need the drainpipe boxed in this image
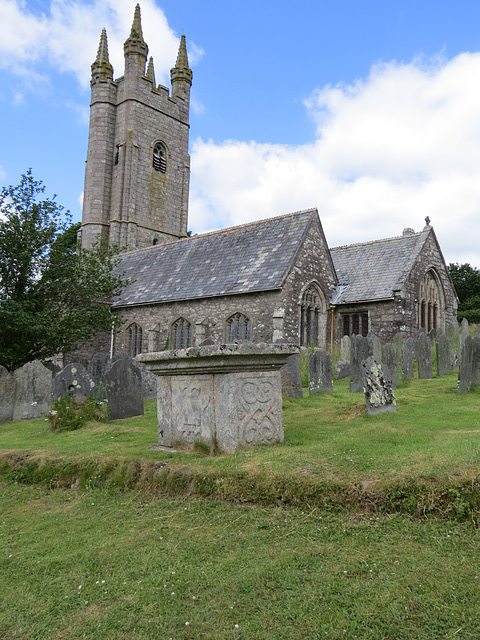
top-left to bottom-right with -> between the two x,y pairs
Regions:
110,322 -> 114,359
330,306 -> 335,353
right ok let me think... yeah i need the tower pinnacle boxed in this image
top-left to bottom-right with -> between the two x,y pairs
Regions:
128,3 -> 145,42
146,56 -> 156,85
91,28 -> 113,82
170,34 -> 193,87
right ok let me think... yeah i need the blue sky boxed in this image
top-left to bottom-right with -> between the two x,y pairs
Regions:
1,0 -> 480,267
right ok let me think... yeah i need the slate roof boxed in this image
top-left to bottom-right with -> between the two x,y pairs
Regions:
330,228 -> 431,304
113,209 -> 317,308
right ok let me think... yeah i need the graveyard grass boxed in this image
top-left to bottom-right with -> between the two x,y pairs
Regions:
2,372 -> 480,638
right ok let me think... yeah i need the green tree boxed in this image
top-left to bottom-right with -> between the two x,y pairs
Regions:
448,262 -> 480,323
0,170 -> 126,370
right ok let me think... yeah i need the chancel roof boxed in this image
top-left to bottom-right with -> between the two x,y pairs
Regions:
330,228 -> 431,304
113,209 -> 317,308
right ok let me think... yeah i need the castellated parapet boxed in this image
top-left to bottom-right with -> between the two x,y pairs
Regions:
81,4 -> 192,251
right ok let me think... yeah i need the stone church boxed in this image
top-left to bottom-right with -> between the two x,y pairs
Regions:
79,5 -> 458,360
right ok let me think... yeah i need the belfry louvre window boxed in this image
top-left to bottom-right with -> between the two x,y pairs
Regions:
127,323 -> 143,357
342,313 -> 368,337
172,318 -> 192,349
226,313 -> 251,342
153,142 -> 167,173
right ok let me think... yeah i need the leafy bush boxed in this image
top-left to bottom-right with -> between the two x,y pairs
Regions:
48,395 -> 107,432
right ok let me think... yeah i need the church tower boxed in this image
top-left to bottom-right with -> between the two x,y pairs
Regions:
81,4 -> 192,250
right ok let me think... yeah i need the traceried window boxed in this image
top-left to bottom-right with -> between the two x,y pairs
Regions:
299,284 -> 326,347
418,269 -> 444,333
127,323 -> 143,357
226,313 -> 251,342
153,141 -> 167,173
341,312 -> 369,338
171,318 -> 192,349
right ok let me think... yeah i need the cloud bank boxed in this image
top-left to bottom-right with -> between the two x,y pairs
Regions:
190,53 -> 480,267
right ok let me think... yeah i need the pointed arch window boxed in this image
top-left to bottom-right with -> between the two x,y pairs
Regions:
300,284 -> 326,347
127,323 -> 143,357
171,318 -> 192,349
226,313 -> 251,342
418,269 -> 444,332
153,142 -> 167,173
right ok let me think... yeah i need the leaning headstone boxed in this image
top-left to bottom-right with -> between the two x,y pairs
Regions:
350,335 -> 373,393
89,352 -> 109,386
366,333 -> 382,362
53,363 -> 96,402
280,353 -> 303,398
12,360 -> 53,420
460,318 -> 469,354
436,334 -> 451,377
104,358 -> 144,419
334,358 -> 351,380
308,349 -> 333,393
361,357 -> 397,415
471,335 -> 480,387
401,342 -> 414,381
0,366 -> 16,422
340,335 -> 351,360
381,343 -> 399,388
457,335 -> 473,394
416,332 -> 433,379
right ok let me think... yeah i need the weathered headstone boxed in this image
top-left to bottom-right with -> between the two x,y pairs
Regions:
428,328 -> 437,340
334,358 -> 351,380
471,335 -> 480,387
366,333 -> 382,362
340,335 -> 351,360
308,349 -> 333,393
0,366 -> 16,422
381,343 -> 399,388
457,335 -> 473,394
405,336 -> 416,353
350,335 -> 373,393
401,342 -> 414,381
393,332 -> 404,350
12,360 -> 52,420
53,363 -> 96,402
281,353 -> 303,398
362,357 -> 397,415
445,321 -> 458,342
436,334 -> 451,377
89,352 -> 109,385
459,318 -> 469,354
416,332 -> 433,379
104,358 -> 144,420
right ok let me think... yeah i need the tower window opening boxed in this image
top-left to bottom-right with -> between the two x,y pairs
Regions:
153,142 -> 167,173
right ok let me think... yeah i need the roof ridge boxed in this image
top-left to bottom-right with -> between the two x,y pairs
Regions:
120,208 -> 317,256
330,229 -> 427,251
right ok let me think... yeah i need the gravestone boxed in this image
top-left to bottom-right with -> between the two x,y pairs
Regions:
436,334 -> 451,377
308,349 -> 333,394
0,366 -> 16,422
89,352 -> 109,386
405,336 -> 416,354
445,321 -> 458,342
367,333 -> 382,362
401,342 -> 414,381
280,353 -> 303,397
350,335 -> 373,393
471,335 -> 480,387
104,358 -> 144,420
393,332 -> 404,350
136,361 -> 159,399
457,335 -> 473,394
53,363 -> 96,402
12,360 -> 52,420
334,358 -> 351,380
428,328 -> 437,340
340,335 -> 351,360
416,332 -> 433,379
361,357 -> 397,415
459,318 -> 469,354
381,343 -> 399,388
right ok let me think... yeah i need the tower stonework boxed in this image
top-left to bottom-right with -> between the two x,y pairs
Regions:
81,4 -> 192,250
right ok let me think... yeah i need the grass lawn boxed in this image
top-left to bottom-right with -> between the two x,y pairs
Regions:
1,372 -> 480,638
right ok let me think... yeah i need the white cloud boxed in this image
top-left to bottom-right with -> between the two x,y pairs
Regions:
190,53 -> 480,267
0,0 -> 201,90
